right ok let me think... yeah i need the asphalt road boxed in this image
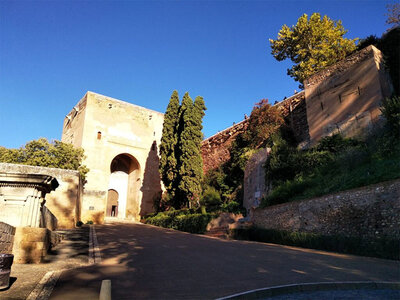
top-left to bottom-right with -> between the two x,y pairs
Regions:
50,223 -> 400,299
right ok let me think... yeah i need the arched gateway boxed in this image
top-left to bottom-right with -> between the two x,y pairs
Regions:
107,154 -> 141,219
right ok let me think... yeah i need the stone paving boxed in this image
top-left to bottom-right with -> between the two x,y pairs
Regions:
0,226 -> 89,300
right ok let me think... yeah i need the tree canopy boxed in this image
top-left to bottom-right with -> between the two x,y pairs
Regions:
270,13 -> 357,86
0,138 -> 89,181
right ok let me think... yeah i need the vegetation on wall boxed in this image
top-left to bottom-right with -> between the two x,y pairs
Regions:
158,90 -> 206,210
0,138 -> 89,181
270,13 -> 357,87
202,101 -> 285,210
262,95 -> 400,207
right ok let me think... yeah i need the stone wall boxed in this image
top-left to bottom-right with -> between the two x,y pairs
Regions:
201,119 -> 249,174
12,227 -> 61,263
0,222 -> 15,254
253,179 -> 400,239
275,91 -> 310,148
0,163 -> 82,229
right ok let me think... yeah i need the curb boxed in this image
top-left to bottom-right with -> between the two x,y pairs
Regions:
216,281 -> 400,299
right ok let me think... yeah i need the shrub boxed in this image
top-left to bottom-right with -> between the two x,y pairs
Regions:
381,95 -> 400,133
76,221 -> 83,227
145,214 -> 174,228
86,220 -> 93,225
200,187 -> 221,211
143,209 -> 212,234
172,213 -> 212,233
220,201 -> 243,214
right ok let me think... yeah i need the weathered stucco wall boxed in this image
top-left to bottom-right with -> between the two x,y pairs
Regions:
253,179 -> 400,239
304,45 -> 393,145
0,222 -> 15,254
62,92 -> 164,223
243,148 -> 270,214
0,163 -> 82,229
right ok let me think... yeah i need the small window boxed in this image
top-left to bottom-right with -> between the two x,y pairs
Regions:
320,102 -> 324,111
152,143 -> 156,151
97,131 -> 102,140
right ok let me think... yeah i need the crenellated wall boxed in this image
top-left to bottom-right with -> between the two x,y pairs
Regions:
201,91 -> 310,173
201,119 -> 249,174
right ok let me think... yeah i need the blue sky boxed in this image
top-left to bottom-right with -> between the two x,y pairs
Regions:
0,0 -> 390,148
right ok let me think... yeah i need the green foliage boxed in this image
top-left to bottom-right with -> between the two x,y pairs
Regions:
220,201 -> 243,214
200,187 -> 222,211
159,91 -> 206,209
76,221 -> 84,227
262,131 -> 400,207
86,220 -> 93,225
203,100 -> 284,208
0,138 -> 89,181
231,227 -> 399,260
177,94 -> 206,207
159,90 -> 180,198
144,209 -> 212,234
173,214 -> 212,234
270,13 -> 357,86
381,95 -> 400,133
357,28 -> 400,95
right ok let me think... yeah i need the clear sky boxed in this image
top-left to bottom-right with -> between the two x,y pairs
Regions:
0,0 -> 391,148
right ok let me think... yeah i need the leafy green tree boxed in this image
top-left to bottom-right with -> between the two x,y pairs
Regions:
270,13 -> 357,86
159,90 -> 180,197
0,138 -> 89,180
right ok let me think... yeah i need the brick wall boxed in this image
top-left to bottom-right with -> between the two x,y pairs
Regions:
201,119 -> 249,174
253,179 -> 400,239
0,222 -> 16,254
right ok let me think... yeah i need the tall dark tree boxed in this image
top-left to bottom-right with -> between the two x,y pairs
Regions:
159,90 -> 180,197
159,91 -> 206,209
176,92 -> 195,207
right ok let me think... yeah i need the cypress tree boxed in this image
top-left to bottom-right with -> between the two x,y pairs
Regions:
177,94 -> 206,208
175,92 -> 194,207
159,90 -> 180,198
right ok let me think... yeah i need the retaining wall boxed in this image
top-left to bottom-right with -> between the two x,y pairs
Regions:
253,179 -> 400,239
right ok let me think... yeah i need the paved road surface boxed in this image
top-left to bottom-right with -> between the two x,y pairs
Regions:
50,223 -> 400,299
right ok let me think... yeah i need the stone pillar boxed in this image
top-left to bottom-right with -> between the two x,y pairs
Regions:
0,173 -> 58,228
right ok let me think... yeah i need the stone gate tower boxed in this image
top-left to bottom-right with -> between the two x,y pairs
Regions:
62,91 -> 164,223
